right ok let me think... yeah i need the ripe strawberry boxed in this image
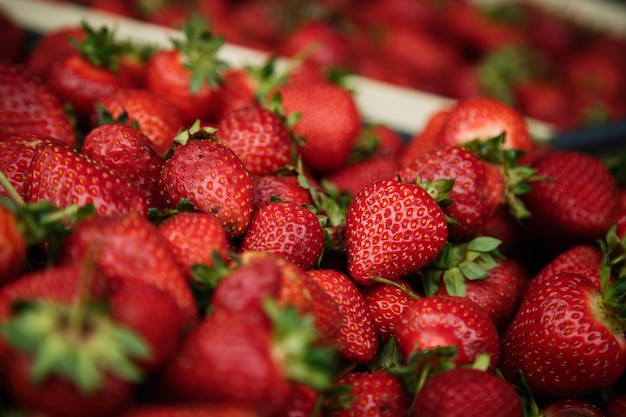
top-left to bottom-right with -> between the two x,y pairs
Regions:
307,269 -> 379,363
251,172 -> 312,210
25,26 -> 85,79
395,295 -> 500,369
514,80 -> 577,130
156,211 -> 231,279
412,367 -> 524,417
211,251 -> 343,343
275,78 -> 361,174
363,279 -> 417,343
118,404 -> 259,417
46,23 -> 134,120
344,179 -> 448,285
398,145 -> 502,241
325,154 -> 400,197
541,398 -> 605,417
217,104 -> 295,175
81,122 -> 164,208
499,272 -> 626,398
520,149 -> 619,251
210,67 -> 260,122
0,203 -> 25,282
145,15 -> 226,124
400,109 -> 451,166
159,125 -> 254,239
240,201 -> 324,270
0,64 -> 76,147
325,370 -> 410,417
57,212 -> 198,324
278,383 -> 320,417
97,88 -> 185,157
26,139 -> 148,217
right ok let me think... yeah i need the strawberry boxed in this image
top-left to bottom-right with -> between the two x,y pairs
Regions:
0,203 -> 25,282
240,201 -> 324,270
395,295 -> 500,369
499,272 -> 626,398
520,149 -> 619,251
151,301 -> 337,416
57,212 -> 198,325
411,367 -> 524,417
210,251 -> 343,344
217,104 -> 295,175
159,124 -> 254,239
156,211 -> 231,279
363,279 -> 417,343
117,404 -> 259,417
96,88 -> 185,157
398,144 -> 502,242
251,172 -> 312,210
210,67 -> 260,122
145,15 -> 227,124
307,269 -> 379,363
325,154 -> 400,197
514,80 -> 577,130
0,64 -> 77,147
344,179 -> 448,285
81,122 -> 164,208
45,22 -> 134,121
278,383 -> 320,417
26,139 -> 148,217
400,109 -> 450,166
275,78 -> 361,174
325,370 -> 410,416
606,391 -> 626,417
541,398 -> 605,417
25,26 -> 85,79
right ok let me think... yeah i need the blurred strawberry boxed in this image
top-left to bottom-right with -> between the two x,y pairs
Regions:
25,26 -> 85,79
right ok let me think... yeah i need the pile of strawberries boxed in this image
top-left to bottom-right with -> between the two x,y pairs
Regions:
26,0 -> 626,131
2,9 -> 626,417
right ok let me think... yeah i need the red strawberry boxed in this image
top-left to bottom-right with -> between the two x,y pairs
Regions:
251,173 -> 312,210
0,203 -> 25,282
325,370 -> 410,417
26,139 -> 148,217
514,80 -> 577,130
217,104 -> 295,175
145,16 -> 226,124
118,404 -> 259,417
0,64 -> 76,147
46,23 -> 134,120
278,383 -> 320,417
344,179 -> 448,285
276,79 -> 361,174
240,201 -> 324,270
325,154 -> 400,197
499,272 -> 626,398
541,398 -> 606,417
606,391 -> 626,417
57,212 -> 198,325
400,109 -> 450,166
520,149 -> 619,251
156,211 -> 231,279
159,125 -> 254,239
411,367 -> 524,417
307,269 -> 379,363
210,67 -> 260,122
97,88 -> 185,157
398,144 -> 502,241
395,295 -> 500,369
81,122 -> 164,208
363,279 -> 417,343
25,26 -> 85,79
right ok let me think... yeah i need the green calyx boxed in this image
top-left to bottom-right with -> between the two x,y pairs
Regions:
0,300 -> 150,393
598,225 -> 626,331
263,298 -> 339,392
422,236 -> 504,297
71,21 -> 124,72
173,14 -> 228,93
173,119 -> 218,146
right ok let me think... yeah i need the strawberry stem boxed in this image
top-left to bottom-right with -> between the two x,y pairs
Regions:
369,276 -> 420,300
0,170 -> 26,206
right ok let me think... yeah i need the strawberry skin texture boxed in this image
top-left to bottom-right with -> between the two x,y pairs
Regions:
97,88 -> 185,157
26,140 -> 148,217
499,272 -> 626,398
251,173 -> 312,210
0,63 -> 76,146
159,139 -> 254,239
278,80 -> 361,174
82,123 -> 164,208
395,295 -> 500,369
363,279 -> 415,343
326,155 -> 401,197
217,105 -> 294,176
412,367 -> 524,417
345,179 -> 448,284
307,269 -> 379,363
240,201 -> 324,270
